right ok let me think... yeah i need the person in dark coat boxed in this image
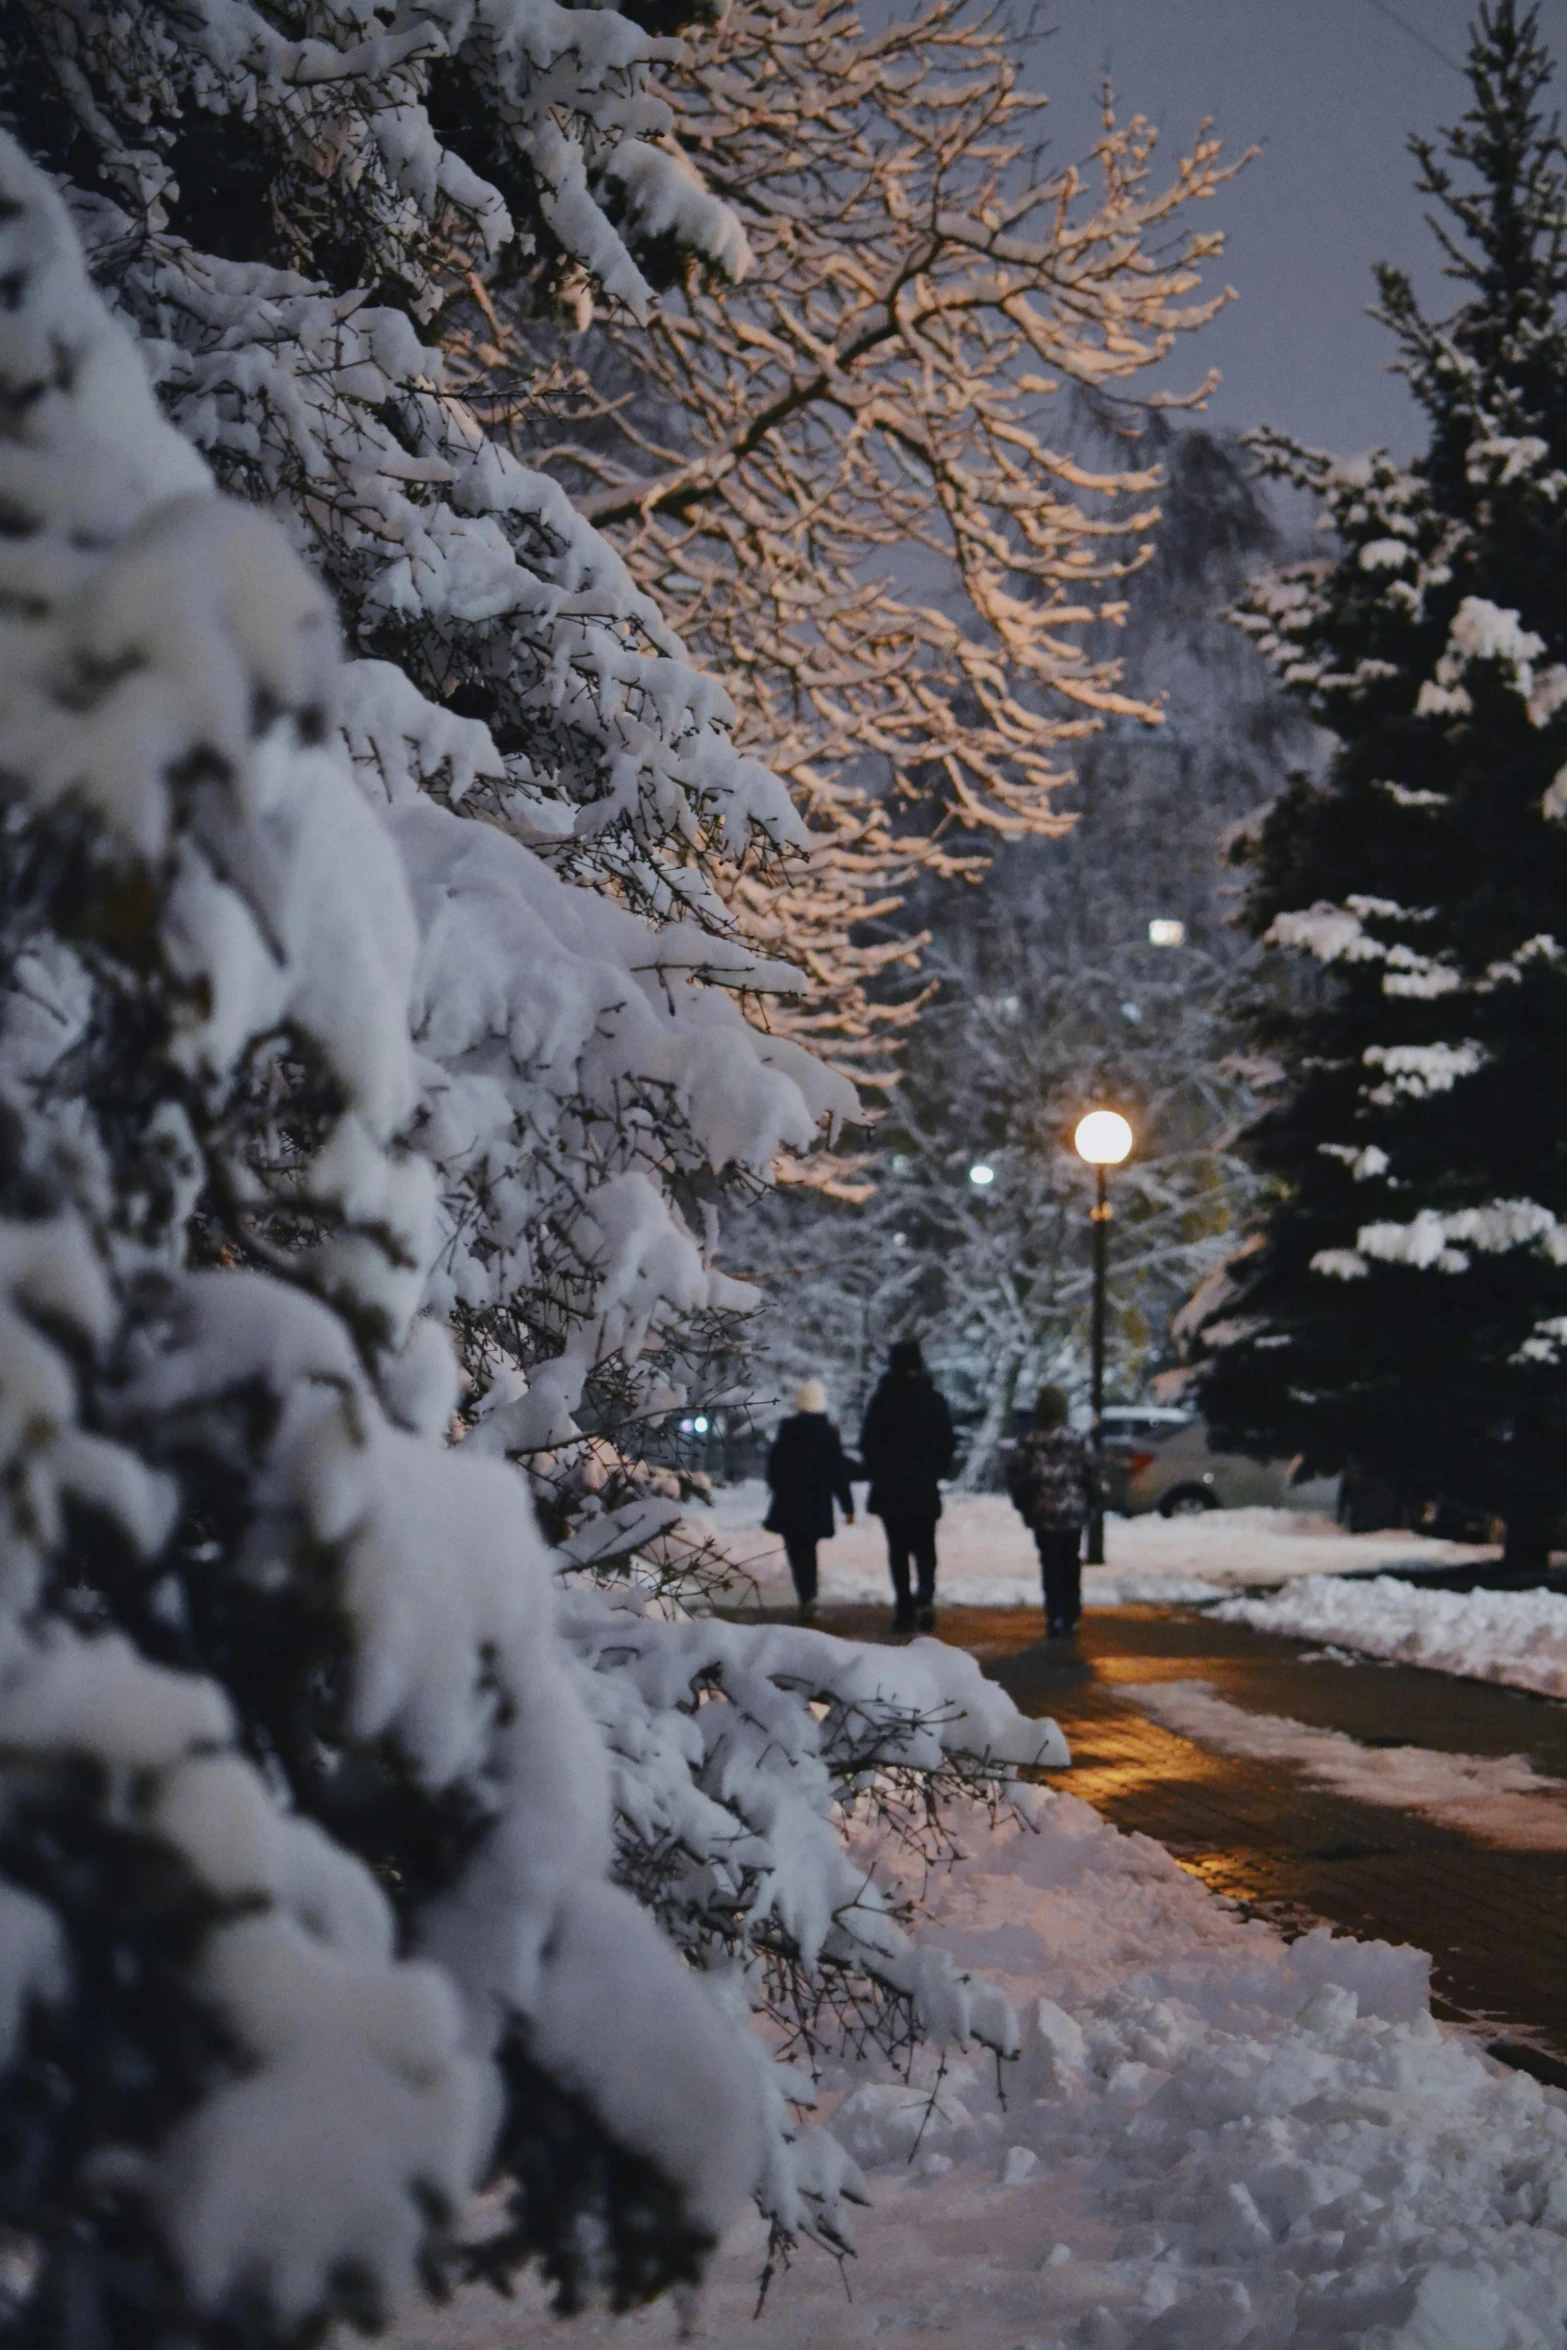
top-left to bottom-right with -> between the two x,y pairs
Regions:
859,1339 -> 956,1633
765,1379 -> 855,1618
1005,1384 -> 1099,1637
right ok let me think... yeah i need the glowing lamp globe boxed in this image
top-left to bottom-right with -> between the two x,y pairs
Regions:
1074,1110 -> 1133,1167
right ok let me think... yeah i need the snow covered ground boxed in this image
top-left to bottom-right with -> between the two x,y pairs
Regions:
402,1785 -> 1567,2349
692,1483 -> 1493,1609
1219,1577 -> 1567,1703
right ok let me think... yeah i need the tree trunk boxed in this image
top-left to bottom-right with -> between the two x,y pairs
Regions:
1502,1508 -> 1552,1578
961,1351 -> 1023,1491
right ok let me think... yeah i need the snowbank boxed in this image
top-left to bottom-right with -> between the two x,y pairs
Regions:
394,1786 -> 1567,2348
695,1484 -> 1493,1608
1219,1575 -> 1567,1701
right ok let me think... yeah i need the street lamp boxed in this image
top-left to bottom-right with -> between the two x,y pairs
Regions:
1074,1109 -> 1133,1565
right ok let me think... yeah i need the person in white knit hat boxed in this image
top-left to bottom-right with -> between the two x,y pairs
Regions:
764,1379 -> 856,1619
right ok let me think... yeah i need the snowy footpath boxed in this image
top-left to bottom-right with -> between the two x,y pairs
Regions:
692,1485 -> 1493,1609
404,1787 -> 1567,2350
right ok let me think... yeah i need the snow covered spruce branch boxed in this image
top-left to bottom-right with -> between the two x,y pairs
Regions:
563,1596 -> 1065,2252
467,0 -> 1244,1076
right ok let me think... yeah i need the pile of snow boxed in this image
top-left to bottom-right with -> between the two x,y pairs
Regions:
395,1787 -> 1567,2349
1219,1575 -> 1567,1701
696,1485 -> 1493,1609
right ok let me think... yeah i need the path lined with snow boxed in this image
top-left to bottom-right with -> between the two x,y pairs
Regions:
693,1484 -> 1494,1609
429,1491 -> 1567,2346
1122,1677 -> 1567,1850
398,1788 -> 1567,2349
1218,1575 -> 1567,1701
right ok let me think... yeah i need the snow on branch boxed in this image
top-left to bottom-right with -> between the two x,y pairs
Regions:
1264,902 -> 1463,999
1362,1040 -> 1487,1102
27,0 -> 747,315
563,1593 -> 1065,2248
1356,1199 -> 1567,1274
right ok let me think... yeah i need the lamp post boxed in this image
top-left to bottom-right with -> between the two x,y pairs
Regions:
1073,1109 -> 1133,1566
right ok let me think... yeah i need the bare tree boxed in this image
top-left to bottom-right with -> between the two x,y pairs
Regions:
741,936 -> 1257,1480
480,0 -> 1244,1070
730,421 -> 1304,1467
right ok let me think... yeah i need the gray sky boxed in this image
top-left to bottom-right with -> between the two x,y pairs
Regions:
1024,1 -> 1567,455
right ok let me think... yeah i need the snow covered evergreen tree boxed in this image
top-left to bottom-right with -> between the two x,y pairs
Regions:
0,136 -> 773,2341
1187,1 -> 1567,1569
0,24 -> 1066,2344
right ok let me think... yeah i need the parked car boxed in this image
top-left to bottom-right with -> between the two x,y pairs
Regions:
1337,1468 -> 1498,1542
1100,1407 -> 1339,1518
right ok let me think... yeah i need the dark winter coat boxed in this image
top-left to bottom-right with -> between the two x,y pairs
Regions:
859,1372 -> 956,1523
764,1412 -> 855,1540
1006,1426 -> 1099,1533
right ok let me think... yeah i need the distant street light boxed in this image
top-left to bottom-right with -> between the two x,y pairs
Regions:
1074,1110 -> 1134,1565
968,1162 -> 996,1187
1148,918 -> 1186,947
1074,1113 -> 1132,1168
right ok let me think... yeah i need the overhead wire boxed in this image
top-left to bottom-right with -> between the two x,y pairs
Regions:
1361,0 -> 1465,76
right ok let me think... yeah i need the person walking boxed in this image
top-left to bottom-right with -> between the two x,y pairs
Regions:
860,1339 -> 956,1634
1005,1385 -> 1098,1638
764,1379 -> 855,1620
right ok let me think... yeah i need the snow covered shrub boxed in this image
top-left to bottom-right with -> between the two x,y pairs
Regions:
0,138 -> 769,2342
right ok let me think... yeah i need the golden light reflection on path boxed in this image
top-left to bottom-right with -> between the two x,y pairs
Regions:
801,1599 -> 1567,2065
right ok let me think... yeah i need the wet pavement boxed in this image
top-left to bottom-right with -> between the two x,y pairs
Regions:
804,1599 -> 1567,2077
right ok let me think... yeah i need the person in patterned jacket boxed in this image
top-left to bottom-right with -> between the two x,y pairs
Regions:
1005,1386 -> 1099,1637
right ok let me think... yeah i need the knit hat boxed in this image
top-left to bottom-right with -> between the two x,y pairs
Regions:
795,1378 -> 828,1414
